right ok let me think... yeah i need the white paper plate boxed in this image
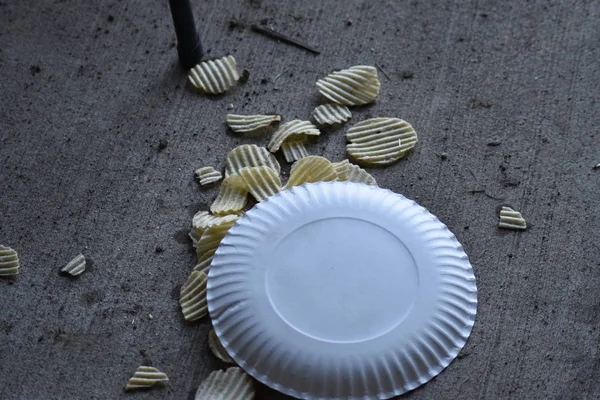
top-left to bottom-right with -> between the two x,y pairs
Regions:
208,182 -> 477,400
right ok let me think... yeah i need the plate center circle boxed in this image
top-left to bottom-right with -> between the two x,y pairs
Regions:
266,216 -> 419,343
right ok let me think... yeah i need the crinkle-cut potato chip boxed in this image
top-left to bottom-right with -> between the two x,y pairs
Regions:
333,159 -> 378,186
188,55 -> 240,95
285,156 -> 338,189
194,367 -> 254,400
0,245 -> 20,277
125,366 -> 169,391
498,206 -> 527,230
189,212 -> 239,247
281,138 -> 309,163
180,271 -> 208,321
61,254 -> 86,276
195,218 -> 238,272
195,167 -> 223,186
210,175 -> 248,215
312,104 -> 352,126
346,117 -> 417,166
224,144 -> 281,177
268,120 -> 320,153
332,159 -> 351,181
226,114 -> 281,133
316,65 -> 381,106
239,166 -> 282,202
208,330 -> 234,364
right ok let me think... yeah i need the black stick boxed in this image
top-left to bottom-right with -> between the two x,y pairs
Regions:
169,0 -> 203,69
251,25 -> 320,55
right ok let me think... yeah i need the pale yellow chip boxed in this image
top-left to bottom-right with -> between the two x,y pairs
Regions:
188,55 -> 240,95
0,245 -> 20,277
281,138 -> 309,163
125,366 -> 169,391
312,104 -> 352,126
498,206 -> 527,230
346,118 -> 417,166
316,66 -> 381,106
208,330 -> 234,364
194,367 -> 254,400
195,217 -> 238,273
189,212 -> 239,247
60,254 -> 86,276
268,120 -> 320,153
332,159 -> 378,186
195,220 -> 238,271
285,156 -> 338,189
180,271 -> 208,322
210,175 -> 248,215
239,166 -> 282,202
226,114 -> 281,133
224,144 -> 281,177
195,167 -> 223,186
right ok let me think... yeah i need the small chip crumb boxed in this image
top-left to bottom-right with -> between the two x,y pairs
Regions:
498,206 -> 527,230
125,366 -> 168,391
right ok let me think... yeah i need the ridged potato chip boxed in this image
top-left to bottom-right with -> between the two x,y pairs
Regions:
61,254 -> 86,276
195,167 -> 223,186
239,166 -> 282,202
0,245 -> 19,276
195,218 -> 238,273
346,118 -> 417,166
194,367 -> 254,400
281,139 -> 309,163
189,212 -> 239,247
188,56 -> 240,95
312,104 -> 352,126
224,144 -> 281,177
498,206 -> 527,230
268,120 -> 320,153
332,159 -> 378,186
180,271 -> 208,321
210,175 -> 248,215
332,159 -> 350,180
125,366 -> 169,391
226,114 -> 281,133
316,65 -> 381,106
208,330 -> 234,364
285,156 -> 337,189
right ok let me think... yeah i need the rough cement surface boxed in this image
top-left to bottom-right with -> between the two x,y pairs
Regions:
1,0 -> 599,399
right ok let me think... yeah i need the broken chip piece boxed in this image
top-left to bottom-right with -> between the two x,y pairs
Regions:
281,138 -> 309,163
195,167 -> 223,186
346,118 -> 417,166
195,217 -> 239,273
226,114 -> 281,133
125,366 -> 169,391
333,159 -> 378,186
498,206 -> 527,230
285,156 -> 337,189
194,367 -> 254,400
210,175 -> 248,215
0,245 -> 19,276
316,65 -> 381,106
0,245 -> 19,277
208,329 -> 234,364
239,166 -> 282,202
224,144 -> 281,177
312,104 -> 352,126
188,55 -> 240,95
268,120 -> 320,153
180,271 -> 208,321
61,254 -> 86,276
189,212 -> 239,247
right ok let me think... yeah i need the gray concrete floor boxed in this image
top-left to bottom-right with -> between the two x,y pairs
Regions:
1,0 -> 599,399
